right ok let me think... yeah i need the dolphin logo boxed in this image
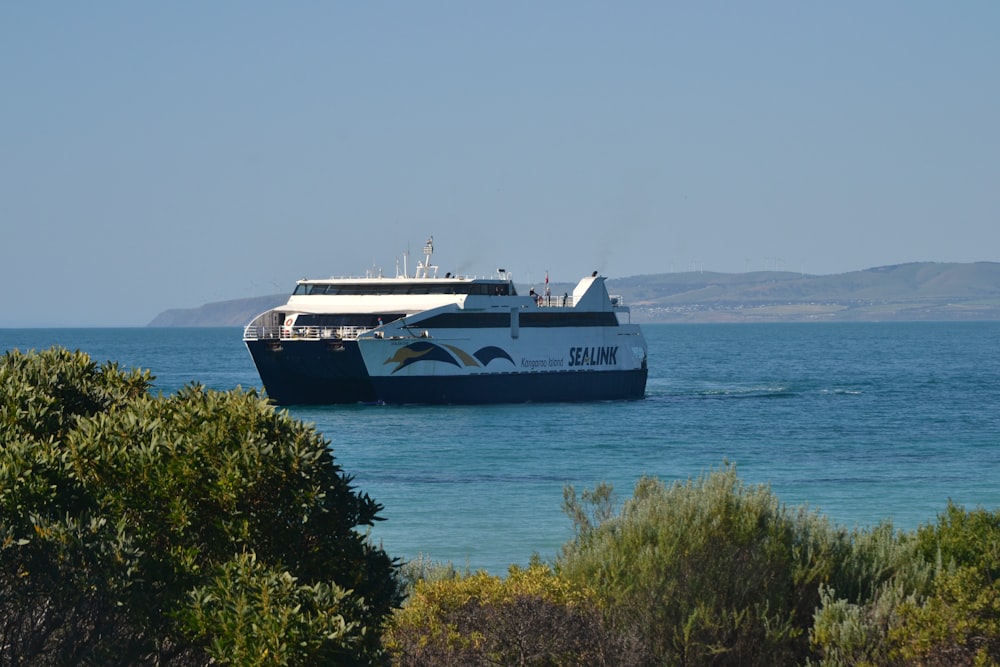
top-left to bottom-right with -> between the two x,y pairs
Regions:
474,346 -> 515,366
384,342 -> 461,373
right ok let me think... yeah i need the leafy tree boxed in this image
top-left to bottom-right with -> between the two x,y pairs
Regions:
0,347 -> 400,666
557,464 -> 851,666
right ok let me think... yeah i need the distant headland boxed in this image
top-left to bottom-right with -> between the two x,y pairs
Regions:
148,261 -> 1000,326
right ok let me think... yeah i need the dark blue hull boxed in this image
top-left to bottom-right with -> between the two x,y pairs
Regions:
370,368 -> 648,405
245,339 -> 377,405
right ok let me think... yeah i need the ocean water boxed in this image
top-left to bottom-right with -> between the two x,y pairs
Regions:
3,323 -> 999,574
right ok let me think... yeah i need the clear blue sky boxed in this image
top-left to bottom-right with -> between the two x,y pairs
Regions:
2,2 -> 997,327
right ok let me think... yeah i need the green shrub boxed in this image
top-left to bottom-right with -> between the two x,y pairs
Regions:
889,503 -> 1000,666
183,551 -> 368,666
385,562 -> 645,666
810,580 -> 914,667
811,504 -> 1000,667
809,523 -> 931,667
396,554 -> 469,600
0,347 -> 400,666
557,464 -> 851,666
0,346 -> 151,443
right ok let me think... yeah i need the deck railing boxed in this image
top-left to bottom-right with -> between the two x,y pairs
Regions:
533,294 -> 627,308
243,325 -> 373,342
534,294 -> 574,308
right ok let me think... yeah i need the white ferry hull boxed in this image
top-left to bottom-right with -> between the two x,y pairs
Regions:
357,325 -> 647,404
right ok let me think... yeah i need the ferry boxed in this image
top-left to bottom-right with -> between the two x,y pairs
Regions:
243,238 -> 648,405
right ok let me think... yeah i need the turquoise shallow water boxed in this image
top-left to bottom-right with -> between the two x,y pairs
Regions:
4,322 -> 999,574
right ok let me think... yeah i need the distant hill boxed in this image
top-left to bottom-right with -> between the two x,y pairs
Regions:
147,262 -> 1000,327
148,295 -> 288,327
612,261 -> 1000,322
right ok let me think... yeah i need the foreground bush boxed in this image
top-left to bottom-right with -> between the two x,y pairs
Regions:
381,467 -> 1000,665
0,347 -> 400,666
385,562 -> 647,666
810,503 -> 1000,667
557,464 -> 852,666
892,503 -> 1000,665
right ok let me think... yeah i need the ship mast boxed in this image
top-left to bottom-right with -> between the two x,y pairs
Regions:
415,236 -> 438,279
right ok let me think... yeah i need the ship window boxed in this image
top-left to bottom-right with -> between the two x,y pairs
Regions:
414,311 -> 618,328
290,282 -> 513,296
521,312 -> 618,327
